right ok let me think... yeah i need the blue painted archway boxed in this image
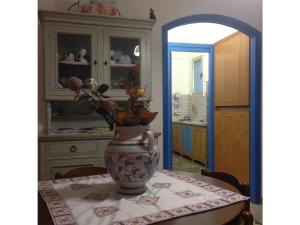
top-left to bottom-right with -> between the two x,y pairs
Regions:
162,14 -> 262,203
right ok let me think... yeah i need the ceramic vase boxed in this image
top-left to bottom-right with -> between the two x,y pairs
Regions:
104,126 -> 159,194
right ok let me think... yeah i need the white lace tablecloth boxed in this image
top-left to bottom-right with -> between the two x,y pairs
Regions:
39,170 -> 248,225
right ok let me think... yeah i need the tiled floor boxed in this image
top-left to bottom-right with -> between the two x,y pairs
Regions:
172,153 -> 206,174
251,203 -> 262,224
172,153 -> 262,224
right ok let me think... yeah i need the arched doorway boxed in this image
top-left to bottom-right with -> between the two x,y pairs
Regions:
162,14 -> 261,203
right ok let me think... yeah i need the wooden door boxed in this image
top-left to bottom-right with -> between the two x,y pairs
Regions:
214,110 -> 249,183
214,32 -> 249,106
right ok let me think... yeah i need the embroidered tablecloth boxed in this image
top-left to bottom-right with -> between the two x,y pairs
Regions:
39,170 -> 249,225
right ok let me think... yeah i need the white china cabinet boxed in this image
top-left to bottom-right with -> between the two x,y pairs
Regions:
39,10 -> 154,100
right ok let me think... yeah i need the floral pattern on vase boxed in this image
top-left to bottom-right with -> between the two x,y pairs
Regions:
104,126 -> 160,195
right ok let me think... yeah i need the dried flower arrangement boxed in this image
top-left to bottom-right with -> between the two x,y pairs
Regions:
67,66 -> 157,131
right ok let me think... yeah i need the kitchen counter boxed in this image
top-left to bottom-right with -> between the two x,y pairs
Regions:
38,131 -> 162,142
172,121 -> 207,127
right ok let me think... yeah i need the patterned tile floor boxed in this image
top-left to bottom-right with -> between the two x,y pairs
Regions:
172,153 -> 262,224
172,153 -> 206,174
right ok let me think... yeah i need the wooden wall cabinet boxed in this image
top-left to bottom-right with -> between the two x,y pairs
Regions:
214,32 -> 249,106
214,31 -> 250,184
39,10 -> 154,100
214,111 -> 249,184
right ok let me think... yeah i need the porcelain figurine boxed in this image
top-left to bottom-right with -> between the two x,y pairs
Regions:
66,53 -> 75,62
78,49 -> 88,64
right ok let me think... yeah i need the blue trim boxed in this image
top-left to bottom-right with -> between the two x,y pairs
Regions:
162,29 -> 172,170
166,43 -> 214,171
162,14 -> 262,203
249,36 -> 262,204
182,126 -> 193,153
168,42 -> 213,51
207,47 -> 214,171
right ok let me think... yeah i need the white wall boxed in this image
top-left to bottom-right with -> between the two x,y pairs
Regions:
172,52 -> 202,95
171,53 -> 192,95
202,53 -> 209,95
168,23 -> 237,44
38,0 -> 262,169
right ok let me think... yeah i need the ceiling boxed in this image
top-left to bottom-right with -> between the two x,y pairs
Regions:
168,23 -> 238,44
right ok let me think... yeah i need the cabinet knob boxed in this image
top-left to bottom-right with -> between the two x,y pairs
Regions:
70,145 -> 77,153
93,60 -> 97,65
104,60 -> 108,66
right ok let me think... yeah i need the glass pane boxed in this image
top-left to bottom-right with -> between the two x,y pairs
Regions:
109,37 -> 140,89
57,33 -> 92,88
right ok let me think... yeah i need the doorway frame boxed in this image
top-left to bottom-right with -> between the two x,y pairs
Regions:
167,42 -> 214,171
162,14 -> 262,203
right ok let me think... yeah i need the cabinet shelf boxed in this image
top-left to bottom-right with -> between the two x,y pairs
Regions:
52,114 -> 103,121
110,63 -> 137,68
59,61 -> 90,66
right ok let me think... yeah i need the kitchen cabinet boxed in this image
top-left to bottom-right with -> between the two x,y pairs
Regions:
214,31 -> 249,106
214,110 -> 249,184
214,31 -> 250,184
39,10 -> 154,100
172,123 -> 183,155
172,122 -> 207,165
182,126 -> 193,158
192,126 -> 207,165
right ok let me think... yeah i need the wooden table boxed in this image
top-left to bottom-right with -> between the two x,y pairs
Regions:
38,172 -> 245,225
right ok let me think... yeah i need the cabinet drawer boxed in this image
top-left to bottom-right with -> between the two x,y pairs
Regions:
46,141 -> 99,156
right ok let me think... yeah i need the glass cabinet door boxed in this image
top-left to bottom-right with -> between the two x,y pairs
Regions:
103,30 -> 149,97
45,25 -> 98,99
57,33 -> 92,88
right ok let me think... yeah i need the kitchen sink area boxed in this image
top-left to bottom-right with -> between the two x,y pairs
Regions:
175,119 -> 207,126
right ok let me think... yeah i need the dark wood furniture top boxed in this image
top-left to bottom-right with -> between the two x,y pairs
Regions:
201,169 -> 253,225
38,169 -> 247,225
201,169 -> 250,210
54,166 -> 108,179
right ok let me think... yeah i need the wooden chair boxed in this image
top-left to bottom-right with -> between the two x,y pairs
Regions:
240,211 -> 254,225
54,166 -> 108,179
201,169 -> 250,210
201,169 -> 252,225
